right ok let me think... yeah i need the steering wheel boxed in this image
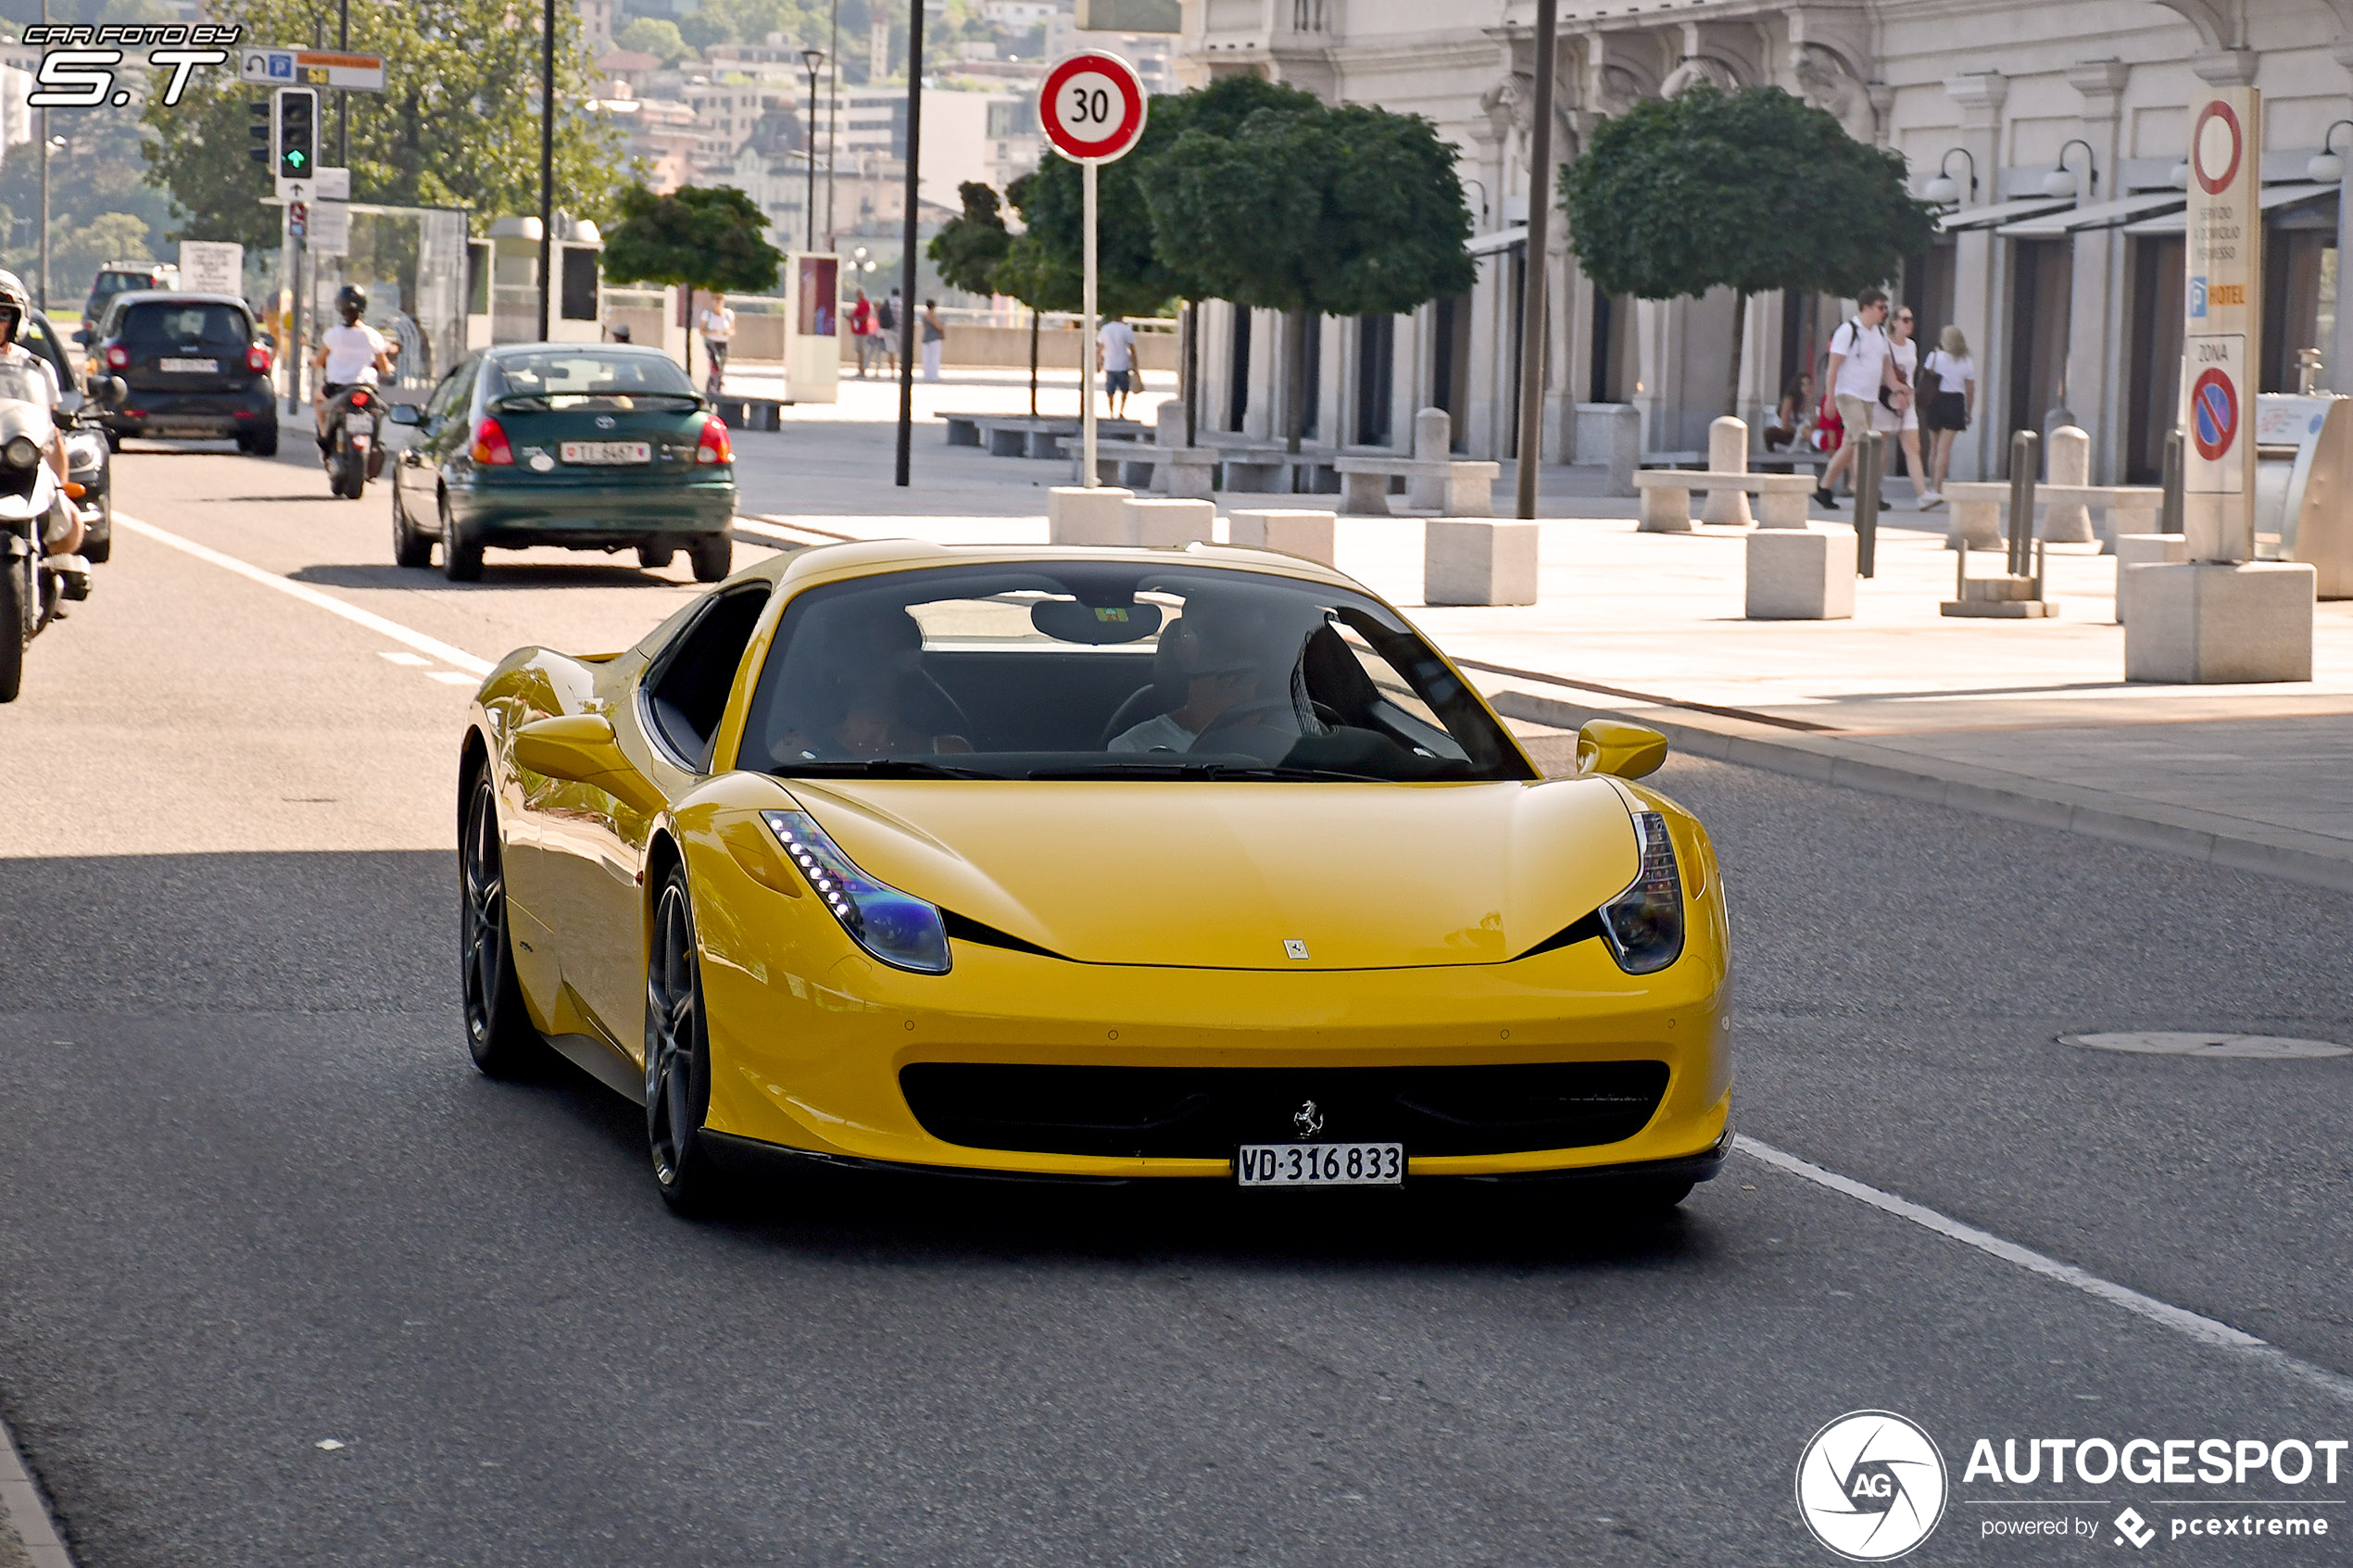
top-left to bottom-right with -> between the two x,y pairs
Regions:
1191,697 -> 1305,757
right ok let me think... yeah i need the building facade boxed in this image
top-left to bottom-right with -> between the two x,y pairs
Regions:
1174,0 -> 2353,484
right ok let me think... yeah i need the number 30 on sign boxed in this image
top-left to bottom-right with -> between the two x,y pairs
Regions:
1038,52 -> 1147,165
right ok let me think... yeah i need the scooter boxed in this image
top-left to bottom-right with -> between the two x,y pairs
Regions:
321,383 -> 386,500
0,385 -> 115,702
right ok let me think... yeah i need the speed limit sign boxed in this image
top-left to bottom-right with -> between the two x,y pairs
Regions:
1039,52 -> 1147,164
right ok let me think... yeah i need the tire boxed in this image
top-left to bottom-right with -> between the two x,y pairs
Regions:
441,492 -> 484,582
636,543 -> 676,571
391,482 -> 432,568
646,861 -> 728,1214
0,550 -> 27,703
82,494 -> 111,564
688,533 -> 732,583
102,428 -> 120,455
459,765 -> 544,1076
245,424 -> 279,458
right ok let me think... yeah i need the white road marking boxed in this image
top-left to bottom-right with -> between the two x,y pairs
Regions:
427,671 -> 479,686
735,515 -> 845,546
117,513 -> 495,677
377,650 -> 430,666
1737,1135 -> 2353,1405
0,1405 -> 73,1567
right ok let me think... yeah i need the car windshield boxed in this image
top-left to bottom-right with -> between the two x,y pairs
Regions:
738,562 -> 1535,783
120,303 -> 248,350
481,350 -> 696,408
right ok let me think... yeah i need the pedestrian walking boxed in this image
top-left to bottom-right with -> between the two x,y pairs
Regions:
697,292 -> 735,396
1920,325 -> 1977,504
1096,311 -> 1138,420
1875,305 -> 1925,508
850,289 -> 877,377
920,299 -> 944,383
1815,287 -> 1901,510
877,289 -> 900,376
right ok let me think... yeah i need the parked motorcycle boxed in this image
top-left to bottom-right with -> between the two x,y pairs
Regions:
321,383 -> 387,500
0,378 -> 120,702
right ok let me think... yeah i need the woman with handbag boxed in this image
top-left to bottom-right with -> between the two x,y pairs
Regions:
1874,306 -> 1927,508
1920,325 -> 1977,505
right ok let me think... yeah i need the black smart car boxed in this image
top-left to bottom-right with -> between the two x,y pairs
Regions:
94,292 -> 278,455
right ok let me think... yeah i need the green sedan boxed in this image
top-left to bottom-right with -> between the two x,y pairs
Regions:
389,344 -> 738,583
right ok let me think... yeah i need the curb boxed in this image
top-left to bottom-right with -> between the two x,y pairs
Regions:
1481,684 -> 2353,899
0,1411 -> 72,1568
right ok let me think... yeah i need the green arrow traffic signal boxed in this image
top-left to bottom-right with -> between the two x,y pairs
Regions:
274,87 -> 317,182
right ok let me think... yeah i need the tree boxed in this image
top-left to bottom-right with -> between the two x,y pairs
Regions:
142,0 -> 630,250
927,179 -> 1062,415
1560,83 -> 1938,416
618,17 -> 690,65
1138,98 -> 1475,452
602,183 -> 784,380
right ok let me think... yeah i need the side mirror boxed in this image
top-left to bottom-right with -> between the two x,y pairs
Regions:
1576,720 -> 1668,781
99,376 -> 127,408
512,713 -> 667,818
72,326 -> 91,346
387,403 -> 422,426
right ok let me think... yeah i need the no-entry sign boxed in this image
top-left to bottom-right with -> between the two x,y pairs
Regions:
1039,52 -> 1147,165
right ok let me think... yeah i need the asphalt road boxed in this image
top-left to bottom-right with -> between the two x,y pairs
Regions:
1,437 -> 2350,1565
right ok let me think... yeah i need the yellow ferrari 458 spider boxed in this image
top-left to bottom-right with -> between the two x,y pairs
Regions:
459,540 -> 1732,1212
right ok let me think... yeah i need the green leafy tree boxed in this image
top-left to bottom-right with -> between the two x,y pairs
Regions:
1561,83 -> 1938,415
143,0 -> 630,250
618,17 -> 690,64
603,182 -> 783,379
928,178 -> 1065,413
1138,96 -> 1475,451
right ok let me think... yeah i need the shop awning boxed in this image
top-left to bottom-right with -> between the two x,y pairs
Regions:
2120,182 -> 2340,236
1466,225 -> 1528,257
1936,195 -> 2070,233
1996,190 -> 2186,236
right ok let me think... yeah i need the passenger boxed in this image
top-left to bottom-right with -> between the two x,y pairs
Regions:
771,605 -> 972,759
1110,596 -> 1306,756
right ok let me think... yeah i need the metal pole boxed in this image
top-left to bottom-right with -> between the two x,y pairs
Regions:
1183,300 -> 1198,447
892,0 -> 923,486
1512,0 -> 1557,521
291,233 -> 306,413
36,0 -> 46,314
825,0 -> 840,248
2160,426 -> 2184,535
1081,157 -> 1098,487
537,0 -> 556,341
1854,430 -> 1881,577
2007,428 -> 2039,577
338,0 -> 350,167
804,60 -> 820,250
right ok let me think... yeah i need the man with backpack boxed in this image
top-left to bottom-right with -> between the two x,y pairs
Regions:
877,289 -> 900,376
1815,287 -> 1905,510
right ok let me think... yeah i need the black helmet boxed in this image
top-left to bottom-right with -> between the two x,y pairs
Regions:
334,283 -> 367,320
0,270 -> 29,342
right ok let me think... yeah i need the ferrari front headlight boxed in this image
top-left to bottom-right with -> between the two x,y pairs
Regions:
1597,810 -> 1684,974
4,435 -> 40,470
761,809 -> 950,974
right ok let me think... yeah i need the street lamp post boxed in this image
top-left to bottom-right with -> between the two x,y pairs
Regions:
801,49 -> 825,251
36,0 -> 47,312
537,0 -> 556,340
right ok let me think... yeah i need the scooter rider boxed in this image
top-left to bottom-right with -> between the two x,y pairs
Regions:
312,284 -> 394,448
0,270 -> 83,581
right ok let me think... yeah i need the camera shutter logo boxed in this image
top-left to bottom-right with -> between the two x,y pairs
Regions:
1795,1411 -> 1948,1561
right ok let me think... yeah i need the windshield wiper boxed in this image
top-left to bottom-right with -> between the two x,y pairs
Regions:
774,759 -> 998,780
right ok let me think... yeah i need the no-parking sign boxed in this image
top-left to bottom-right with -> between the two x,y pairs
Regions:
2182,86 -> 2260,548
1039,52 -> 1147,164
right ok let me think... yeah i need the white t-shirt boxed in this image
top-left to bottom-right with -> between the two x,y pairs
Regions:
1829,316 -> 1890,402
321,322 -> 387,385
698,306 -> 735,343
0,344 -> 61,412
1924,349 -> 1975,390
1872,336 -> 1918,431
1098,320 -> 1137,373
1110,711 -> 1195,753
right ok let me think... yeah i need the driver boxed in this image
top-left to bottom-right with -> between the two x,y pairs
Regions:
0,270 -> 82,576
1110,594 -> 1306,756
311,284 -> 395,449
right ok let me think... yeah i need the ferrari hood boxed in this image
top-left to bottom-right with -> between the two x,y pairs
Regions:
784,779 -> 1642,970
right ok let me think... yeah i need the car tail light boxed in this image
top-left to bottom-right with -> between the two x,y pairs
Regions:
245,344 -> 271,374
471,416 -> 513,466
105,345 -> 127,369
696,415 -> 732,465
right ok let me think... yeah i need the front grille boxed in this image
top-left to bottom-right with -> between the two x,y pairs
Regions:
899,1061 -> 1670,1159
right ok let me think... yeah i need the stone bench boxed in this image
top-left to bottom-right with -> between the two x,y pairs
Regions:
1045,488 -> 1216,548
943,412 -> 1143,459
1332,455 -> 1501,517
707,395 -> 784,432
1079,438 -> 1216,498
1942,482 -> 2162,554
1227,508 -> 1337,566
1633,469 -> 1816,531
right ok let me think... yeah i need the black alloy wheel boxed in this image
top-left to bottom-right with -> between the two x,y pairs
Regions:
646,863 -> 725,1213
441,491 -> 484,583
392,480 -> 432,568
460,766 -> 541,1075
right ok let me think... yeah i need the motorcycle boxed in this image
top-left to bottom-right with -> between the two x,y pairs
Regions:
321,383 -> 387,500
0,378 -> 119,703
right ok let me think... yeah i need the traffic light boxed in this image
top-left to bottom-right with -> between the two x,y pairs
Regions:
248,98 -> 271,165
274,87 -> 317,182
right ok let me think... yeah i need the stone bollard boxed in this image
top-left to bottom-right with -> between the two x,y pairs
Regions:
1047,485 -> 1136,546
1228,508 -> 1337,565
1154,399 -> 1185,447
1125,496 -> 1214,547
2042,425 -> 2095,542
2112,533 -> 2188,624
1575,403 -> 1641,496
1424,519 -> 1539,606
1745,525 -> 1858,620
1407,408 -> 1453,510
1702,416 -> 1754,527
